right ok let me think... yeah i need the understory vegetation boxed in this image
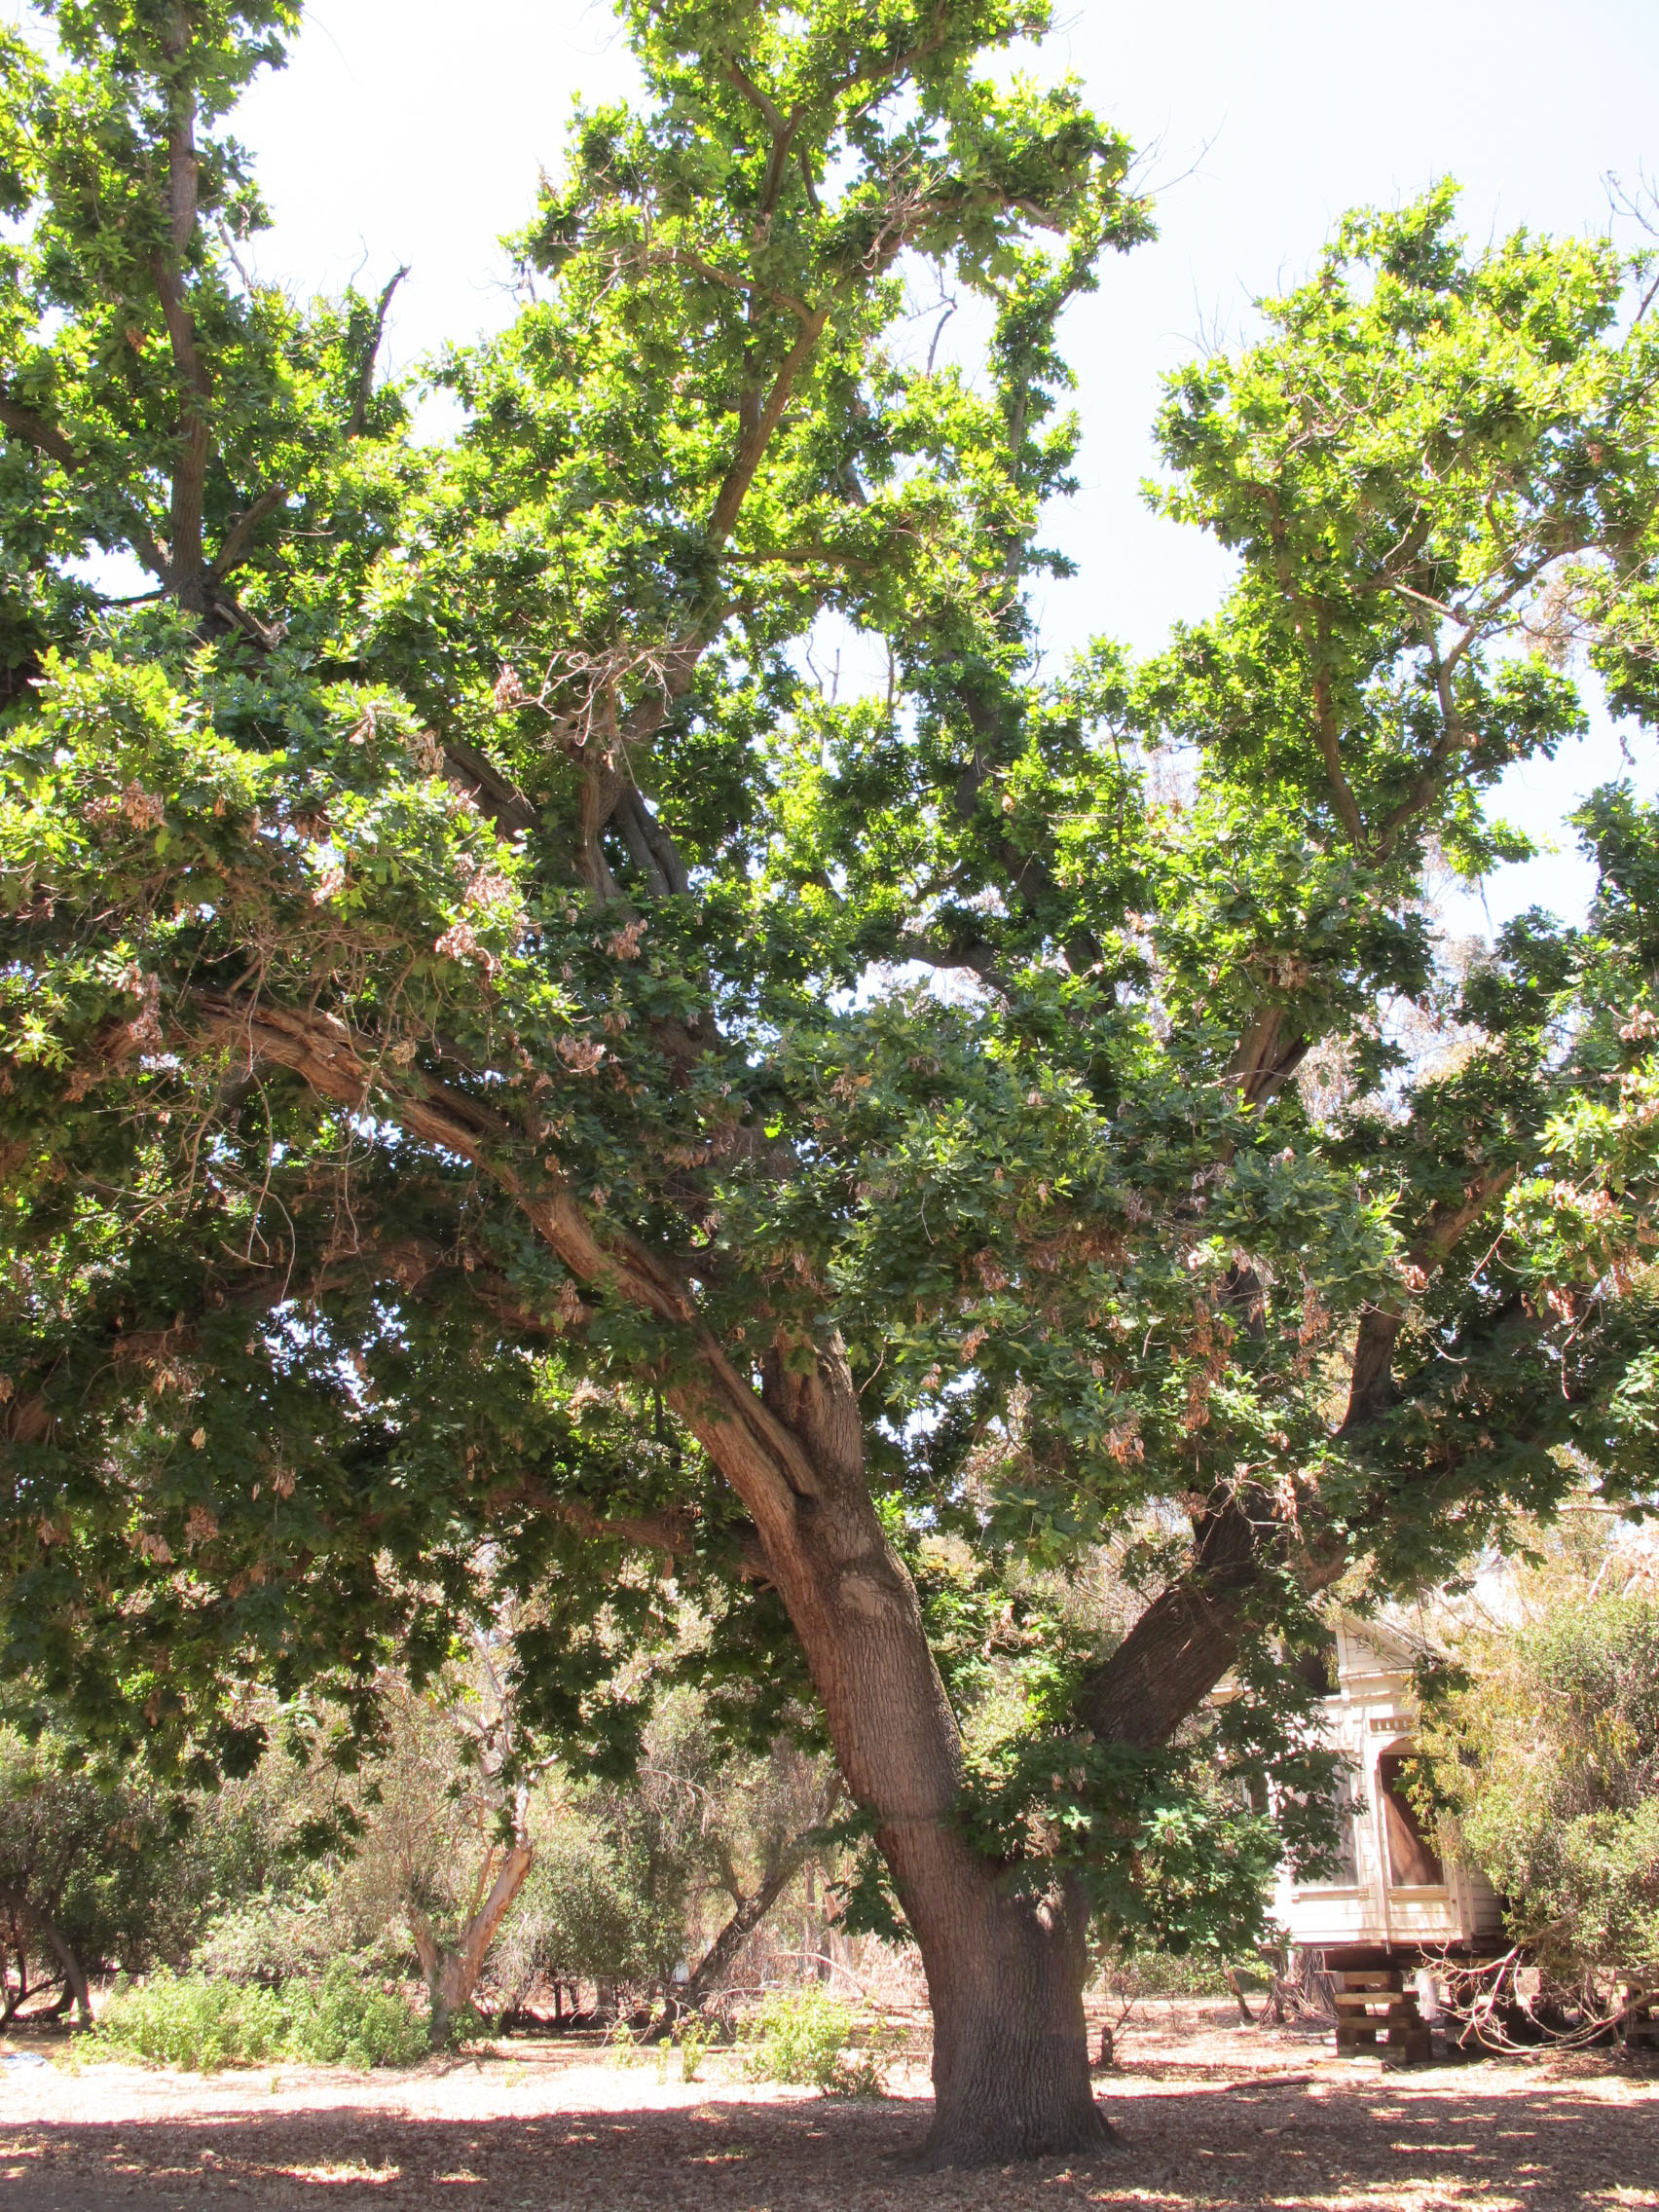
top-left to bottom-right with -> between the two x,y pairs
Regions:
1,1663 -> 858,2047
1414,1524 -> 1659,2035
5,1529 -> 1655,2070
98,1959 -> 427,2072
1,1551 -> 1261,2059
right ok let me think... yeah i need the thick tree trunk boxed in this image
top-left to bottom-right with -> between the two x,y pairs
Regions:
906,1864 -> 1106,2164
711,1350 -> 1357,2160
726,1346 -> 1109,2167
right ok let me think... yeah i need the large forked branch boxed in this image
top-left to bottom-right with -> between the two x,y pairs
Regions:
706,309 -> 830,548
1340,1164 -> 1519,1431
180,993 -> 823,1550
1226,1003 -> 1308,1108
546,91 -> 1095,886
0,1888 -> 91,2025
531,296 -> 832,876
409,1778 -> 535,2046
1081,1159 -> 1523,1750
1076,1492 -> 1346,1751
1309,661 -> 1368,849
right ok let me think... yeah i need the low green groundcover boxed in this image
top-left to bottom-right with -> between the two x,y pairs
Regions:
99,1961 -> 427,2072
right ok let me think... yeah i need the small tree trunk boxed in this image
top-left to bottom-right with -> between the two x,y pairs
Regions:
1225,1967 -> 1256,2024
1,1909 -> 27,2026
680,1838 -> 814,2012
0,1889 -> 90,2025
47,1933 -> 90,2024
410,1834 -> 535,2051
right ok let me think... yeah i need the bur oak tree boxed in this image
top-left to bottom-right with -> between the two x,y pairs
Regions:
3,0 -> 1659,2165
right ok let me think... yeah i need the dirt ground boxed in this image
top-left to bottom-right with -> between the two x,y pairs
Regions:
1,2001 -> 1654,2211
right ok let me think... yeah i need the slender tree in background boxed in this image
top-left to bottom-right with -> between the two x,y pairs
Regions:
3,0 -> 1658,2164
388,1637 -> 544,2049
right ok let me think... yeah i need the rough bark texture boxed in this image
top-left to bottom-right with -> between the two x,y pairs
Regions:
729,1346 -> 1110,2166
910,1874 -> 1107,2165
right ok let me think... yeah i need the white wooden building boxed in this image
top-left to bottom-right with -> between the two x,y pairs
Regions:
1272,1614 -> 1505,1966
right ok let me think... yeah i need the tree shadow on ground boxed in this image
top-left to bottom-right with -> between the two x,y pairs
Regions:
0,2068 -> 1653,2210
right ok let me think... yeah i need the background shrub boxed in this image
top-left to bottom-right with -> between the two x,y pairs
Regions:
98,1965 -> 425,2072
99,1972 -> 287,2070
281,1959 -> 429,2069
1417,1588 -> 1659,1989
742,1988 -> 887,2095
744,1987 -> 852,2088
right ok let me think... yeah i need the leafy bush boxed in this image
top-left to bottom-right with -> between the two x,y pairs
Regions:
491,1825 -> 681,2003
99,1972 -> 287,2070
189,1797 -> 422,1995
99,1963 -> 425,2072
281,1960 -> 429,2069
742,1988 -> 887,2096
1417,1590 -> 1659,1987
743,1987 -> 851,2087
193,1889 -> 338,1984
676,2018 -> 714,2083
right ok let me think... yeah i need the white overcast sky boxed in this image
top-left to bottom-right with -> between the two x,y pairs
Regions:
26,0 -> 1659,925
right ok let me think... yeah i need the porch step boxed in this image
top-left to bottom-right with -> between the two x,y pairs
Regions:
1333,1972 -> 1429,2064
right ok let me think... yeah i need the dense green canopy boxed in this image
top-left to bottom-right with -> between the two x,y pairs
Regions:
2,3 -> 1657,2147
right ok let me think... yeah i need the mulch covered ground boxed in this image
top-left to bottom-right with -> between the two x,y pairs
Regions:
1,2004 -> 1654,2210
